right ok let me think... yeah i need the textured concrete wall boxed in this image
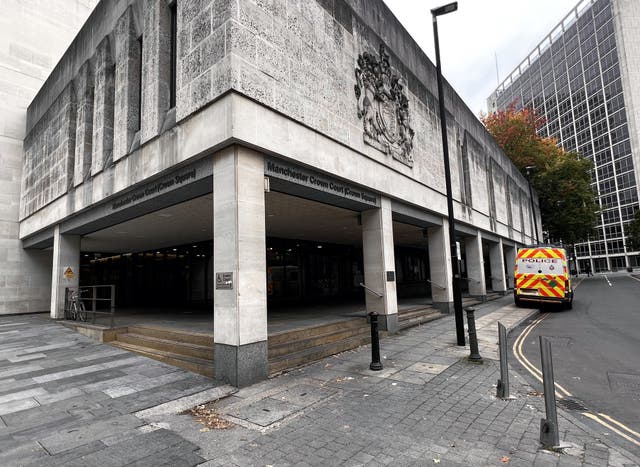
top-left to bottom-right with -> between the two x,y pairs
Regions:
0,0 -> 98,315
20,0 -> 538,247
171,0 -> 530,231
113,6 -> 142,162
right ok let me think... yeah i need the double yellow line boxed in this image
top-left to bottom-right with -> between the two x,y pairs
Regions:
511,305 -> 640,447
512,313 -> 572,399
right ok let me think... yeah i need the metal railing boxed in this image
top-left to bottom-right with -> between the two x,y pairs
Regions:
426,279 -> 446,290
64,285 -> 115,328
359,282 -> 383,298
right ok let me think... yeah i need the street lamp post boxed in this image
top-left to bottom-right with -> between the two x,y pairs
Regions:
525,165 -> 540,244
432,1 -> 464,346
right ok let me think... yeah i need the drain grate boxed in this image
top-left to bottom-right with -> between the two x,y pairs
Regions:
557,398 -> 588,412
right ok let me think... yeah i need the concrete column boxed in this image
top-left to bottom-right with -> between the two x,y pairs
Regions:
361,197 -> 398,333
141,0 -> 171,144
465,232 -> 486,299
427,221 -> 454,314
213,146 -> 267,387
114,6 -> 142,162
489,239 -> 507,294
50,226 -> 80,319
74,61 -> 94,187
92,36 -> 115,175
504,244 -> 517,289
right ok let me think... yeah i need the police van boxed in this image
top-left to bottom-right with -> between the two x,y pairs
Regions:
514,245 -> 573,309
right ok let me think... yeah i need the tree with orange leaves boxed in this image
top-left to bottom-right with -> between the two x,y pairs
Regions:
482,104 -> 598,245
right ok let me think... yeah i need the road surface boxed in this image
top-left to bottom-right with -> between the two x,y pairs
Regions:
508,273 -> 640,450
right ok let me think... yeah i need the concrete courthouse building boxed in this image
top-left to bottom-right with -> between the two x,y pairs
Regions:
6,0 -> 540,386
489,0 -> 640,272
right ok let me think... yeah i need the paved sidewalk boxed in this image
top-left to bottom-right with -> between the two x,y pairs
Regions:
1,298 -> 639,466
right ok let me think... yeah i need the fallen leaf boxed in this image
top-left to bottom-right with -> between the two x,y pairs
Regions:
184,403 -> 235,430
433,459 -> 441,464
500,456 -> 510,463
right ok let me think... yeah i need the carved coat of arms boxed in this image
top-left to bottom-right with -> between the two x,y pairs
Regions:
355,44 -> 415,167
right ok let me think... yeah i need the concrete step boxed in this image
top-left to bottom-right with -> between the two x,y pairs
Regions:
268,324 -> 370,358
124,325 -> 214,347
110,340 -> 214,378
397,308 -> 445,331
268,333 -> 372,375
115,332 -> 214,360
268,317 -> 366,347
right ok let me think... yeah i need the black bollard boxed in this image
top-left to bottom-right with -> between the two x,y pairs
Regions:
465,307 -> 483,363
369,312 -> 383,371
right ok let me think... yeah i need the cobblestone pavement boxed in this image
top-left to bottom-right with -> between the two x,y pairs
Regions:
2,298 -> 640,466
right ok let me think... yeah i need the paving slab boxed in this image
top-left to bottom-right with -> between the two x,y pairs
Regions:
1,300 -> 640,465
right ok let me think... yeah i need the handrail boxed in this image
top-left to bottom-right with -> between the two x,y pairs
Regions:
359,282 -> 383,298
426,279 -> 446,290
461,277 -> 482,284
64,285 -> 116,328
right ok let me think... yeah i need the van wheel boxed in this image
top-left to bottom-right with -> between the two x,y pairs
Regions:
514,295 -> 522,307
564,300 -> 573,310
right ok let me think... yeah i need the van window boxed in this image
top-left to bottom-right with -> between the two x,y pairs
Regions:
517,257 -> 564,275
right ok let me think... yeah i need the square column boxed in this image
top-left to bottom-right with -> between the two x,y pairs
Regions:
489,239 -> 507,294
50,226 -> 80,319
427,221 -> 454,314
361,197 -> 398,333
464,232 -> 486,300
213,146 -> 267,387
504,245 -> 517,289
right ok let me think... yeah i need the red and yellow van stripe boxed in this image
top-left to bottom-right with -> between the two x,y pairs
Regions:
516,248 -> 565,260
515,248 -> 567,298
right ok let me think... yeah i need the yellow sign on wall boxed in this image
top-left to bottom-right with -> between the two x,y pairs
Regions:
63,266 -> 74,280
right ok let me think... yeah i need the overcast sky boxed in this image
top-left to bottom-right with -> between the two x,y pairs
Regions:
383,0 -> 580,116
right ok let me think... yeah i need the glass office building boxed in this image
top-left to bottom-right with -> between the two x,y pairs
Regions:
488,0 -> 640,272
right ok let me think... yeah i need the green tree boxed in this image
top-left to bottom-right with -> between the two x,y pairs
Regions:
628,209 -> 640,251
481,105 -> 598,244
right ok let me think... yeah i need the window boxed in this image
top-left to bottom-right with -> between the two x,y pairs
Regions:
169,1 -> 177,109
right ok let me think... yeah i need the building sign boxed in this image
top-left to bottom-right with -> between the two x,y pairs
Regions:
63,266 -> 75,280
264,158 -> 378,207
216,272 -> 233,290
109,158 -> 211,212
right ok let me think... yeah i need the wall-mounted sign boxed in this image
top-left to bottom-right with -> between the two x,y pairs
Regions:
386,271 -> 395,282
216,272 -> 233,290
63,266 -> 75,280
109,157 -> 212,213
265,158 -> 378,207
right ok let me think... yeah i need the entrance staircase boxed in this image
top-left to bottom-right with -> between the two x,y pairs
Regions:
268,305 -> 445,375
397,305 -> 445,331
109,326 -> 215,378
105,305 -> 446,378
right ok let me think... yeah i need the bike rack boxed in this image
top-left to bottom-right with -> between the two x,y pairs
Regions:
64,285 -> 116,328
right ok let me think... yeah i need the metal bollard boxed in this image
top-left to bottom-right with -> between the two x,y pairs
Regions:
369,312 -> 383,371
496,322 -> 510,398
465,307 -> 483,363
539,336 -> 560,448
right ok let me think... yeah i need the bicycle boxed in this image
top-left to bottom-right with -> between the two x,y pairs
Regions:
69,289 -> 87,322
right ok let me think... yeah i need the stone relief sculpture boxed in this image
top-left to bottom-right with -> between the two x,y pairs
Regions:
355,44 -> 415,167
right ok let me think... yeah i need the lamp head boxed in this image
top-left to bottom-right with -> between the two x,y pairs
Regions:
431,2 -> 458,17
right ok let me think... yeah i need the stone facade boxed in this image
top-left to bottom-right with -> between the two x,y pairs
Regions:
0,0 -> 98,315
21,84 -> 77,218
114,6 -> 142,161
91,36 -> 115,175
24,0 -> 536,238
14,0 -> 544,383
